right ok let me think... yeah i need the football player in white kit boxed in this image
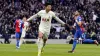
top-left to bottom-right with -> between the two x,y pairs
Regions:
19,16 -> 29,48
27,2 -> 66,56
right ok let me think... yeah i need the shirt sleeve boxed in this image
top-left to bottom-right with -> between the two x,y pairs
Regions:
76,17 -> 82,22
76,16 -> 82,26
78,17 -> 82,22
52,12 -> 65,25
27,11 -> 41,21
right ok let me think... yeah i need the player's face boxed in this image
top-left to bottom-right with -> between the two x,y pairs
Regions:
74,11 -> 79,16
73,11 -> 80,19
23,17 -> 27,21
46,5 -> 51,11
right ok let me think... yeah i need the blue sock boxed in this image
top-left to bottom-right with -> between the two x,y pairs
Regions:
83,39 -> 94,43
16,40 -> 19,47
72,39 -> 77,51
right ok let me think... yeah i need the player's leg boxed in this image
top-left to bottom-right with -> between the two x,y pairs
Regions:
19,37 -> 24,47
83,39 -> 99,46
94,40 -> 99,46
15,32 -> 20,49
81,33 -> 99,46
68,33 -> 78,53
37,31 -> 43,56
41,39 -> 47,53
41,33 -> 48,53
68,31 -> 81,53
19,32 -> 25,47
43,39 -> 47,48
19,38 -> 23,47
72,38 -> 77,52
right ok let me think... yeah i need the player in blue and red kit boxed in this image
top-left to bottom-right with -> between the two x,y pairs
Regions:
68,11 -> 99,53
15,18 -> 24,49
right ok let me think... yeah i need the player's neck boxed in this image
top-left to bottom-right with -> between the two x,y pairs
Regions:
45,10 -> 50,13
24,21 -> 26,22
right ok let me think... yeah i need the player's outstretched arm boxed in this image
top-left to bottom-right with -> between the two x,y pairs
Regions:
27,14 -> 38,21
27,10 -> 42,21
53,12 -> 65,25
53,13 -> 72,28
54,16 -> 65,25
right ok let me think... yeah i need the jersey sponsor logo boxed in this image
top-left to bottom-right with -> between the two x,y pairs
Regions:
42,18 -> 50,22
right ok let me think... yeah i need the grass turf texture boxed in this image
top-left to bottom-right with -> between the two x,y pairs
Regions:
0,44 -> 100,56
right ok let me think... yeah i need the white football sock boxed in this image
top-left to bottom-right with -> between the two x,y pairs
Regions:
19,38 -> 23,47
37,38 -> 43,56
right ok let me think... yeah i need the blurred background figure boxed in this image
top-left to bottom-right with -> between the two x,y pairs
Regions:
3,32 -> 10,44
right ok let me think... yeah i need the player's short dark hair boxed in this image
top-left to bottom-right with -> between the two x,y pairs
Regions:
22,15 -> 28,19
20,13 -> 28,19
45,2 -> 51,7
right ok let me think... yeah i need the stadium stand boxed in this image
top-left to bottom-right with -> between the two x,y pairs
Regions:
0,0 -> 100,42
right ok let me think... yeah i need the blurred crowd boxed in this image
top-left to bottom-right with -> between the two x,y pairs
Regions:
0,0 -> 100,41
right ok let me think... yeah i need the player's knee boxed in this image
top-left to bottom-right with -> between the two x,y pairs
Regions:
38,32 -> 43,38
38,35 -> 43,38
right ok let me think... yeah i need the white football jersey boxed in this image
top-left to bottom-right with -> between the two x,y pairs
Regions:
23,22 -> 29,31
21,22 -> 29,37
38,10 -> 54,32
27,10 -> 65,34
38,10 -> 65,32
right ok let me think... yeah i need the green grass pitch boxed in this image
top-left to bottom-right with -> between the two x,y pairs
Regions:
0,44 -> 100,56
